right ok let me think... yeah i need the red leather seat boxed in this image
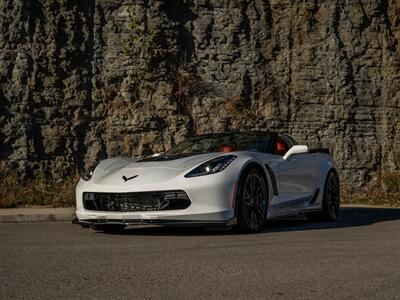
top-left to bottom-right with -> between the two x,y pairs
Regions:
220,145 -> 236,153
276,141 -> 287,156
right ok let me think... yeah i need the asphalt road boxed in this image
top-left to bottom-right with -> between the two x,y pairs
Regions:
1,207 -> 400,300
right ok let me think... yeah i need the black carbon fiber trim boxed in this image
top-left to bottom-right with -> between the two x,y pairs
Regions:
309,188 -> 320,204
76,218 -> 230,227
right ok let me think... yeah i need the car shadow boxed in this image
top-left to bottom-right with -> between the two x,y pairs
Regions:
102,206 -> 400,236
265,206 -> 400,233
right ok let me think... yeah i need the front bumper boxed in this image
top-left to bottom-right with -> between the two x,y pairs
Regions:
75,171 -> 237,227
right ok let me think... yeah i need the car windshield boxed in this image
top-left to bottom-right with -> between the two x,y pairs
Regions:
164,133 -> 274,156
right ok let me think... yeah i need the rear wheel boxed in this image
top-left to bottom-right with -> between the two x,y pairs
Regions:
236,168 -> 269,233
90,224 -> 127,233
306,171 -> 340,222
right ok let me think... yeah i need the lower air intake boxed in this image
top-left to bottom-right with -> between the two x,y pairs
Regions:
83,191 -> 191,212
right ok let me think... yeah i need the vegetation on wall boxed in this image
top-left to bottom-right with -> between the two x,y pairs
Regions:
123,3 -> 174,90
342,171 -> 400,207
0,168 -> 77,208
172,57 -> 201,129
342,152 -> 400,207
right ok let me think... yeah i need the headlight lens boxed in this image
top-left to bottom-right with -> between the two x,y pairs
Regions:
81,162 -> 99,181
185,155 -> 237,178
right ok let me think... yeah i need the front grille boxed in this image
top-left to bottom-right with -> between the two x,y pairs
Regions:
83,191 -> 191,212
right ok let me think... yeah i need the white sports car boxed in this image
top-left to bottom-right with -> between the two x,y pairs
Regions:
74,132 -> 340,233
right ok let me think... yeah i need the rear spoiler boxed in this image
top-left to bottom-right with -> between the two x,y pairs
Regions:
308,148 -> 330,155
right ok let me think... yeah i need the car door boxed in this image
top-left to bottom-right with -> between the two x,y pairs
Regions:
270,135 -> 315,215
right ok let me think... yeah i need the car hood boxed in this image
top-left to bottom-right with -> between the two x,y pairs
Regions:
91,152 -> 222,186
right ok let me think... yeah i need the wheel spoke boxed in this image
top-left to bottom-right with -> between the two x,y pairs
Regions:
243,190 -> 252,204
245,183 -> 252,197
254,205 -> 265,220
253,176 -> 258,190
248,207 -> 256,228
253,183 -> 263,196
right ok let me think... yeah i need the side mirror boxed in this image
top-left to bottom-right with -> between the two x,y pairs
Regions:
283,145 -> 308,160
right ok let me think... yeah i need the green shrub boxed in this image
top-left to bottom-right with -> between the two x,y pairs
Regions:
381,171 -> 400,193
0,170 -> 78,208
342,171 -> 400,207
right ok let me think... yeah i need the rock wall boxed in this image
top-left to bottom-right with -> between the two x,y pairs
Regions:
1,0 -> 400,186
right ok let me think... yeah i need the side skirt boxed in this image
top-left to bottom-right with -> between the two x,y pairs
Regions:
267,189 -> 322,219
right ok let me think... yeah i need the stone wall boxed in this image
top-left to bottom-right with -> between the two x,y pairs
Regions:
1,0 -> 400,186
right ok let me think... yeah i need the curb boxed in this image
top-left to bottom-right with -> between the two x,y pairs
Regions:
0,205 -> 398,224
0,208 -> 76,223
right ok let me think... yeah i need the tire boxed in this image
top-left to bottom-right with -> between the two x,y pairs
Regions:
90,224 -> 127,233
306,171 -> 340,222
235,168 -> 269,233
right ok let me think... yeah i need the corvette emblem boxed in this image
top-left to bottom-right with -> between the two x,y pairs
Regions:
122,175 -> 138,182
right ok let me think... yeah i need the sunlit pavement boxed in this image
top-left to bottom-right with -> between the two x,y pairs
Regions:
1,206 -> 399,299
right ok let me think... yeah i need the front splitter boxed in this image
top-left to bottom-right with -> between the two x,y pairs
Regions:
73,217 -> 236,227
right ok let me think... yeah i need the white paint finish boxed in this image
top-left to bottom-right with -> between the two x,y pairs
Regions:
76,148 -> 338,224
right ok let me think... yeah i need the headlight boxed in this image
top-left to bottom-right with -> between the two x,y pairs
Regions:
185,155 -> 237,178
81,162 -> 99,181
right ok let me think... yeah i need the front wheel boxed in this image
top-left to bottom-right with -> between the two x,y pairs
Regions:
306,171 -> 340,222
235,168 -> 269,233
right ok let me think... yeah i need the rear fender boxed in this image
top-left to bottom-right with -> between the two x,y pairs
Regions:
312,154 -> 339,208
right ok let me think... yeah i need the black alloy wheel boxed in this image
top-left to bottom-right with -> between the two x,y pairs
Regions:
324,171 -> 340,220
306,171 -> 340,222
236,168 -> 269,233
